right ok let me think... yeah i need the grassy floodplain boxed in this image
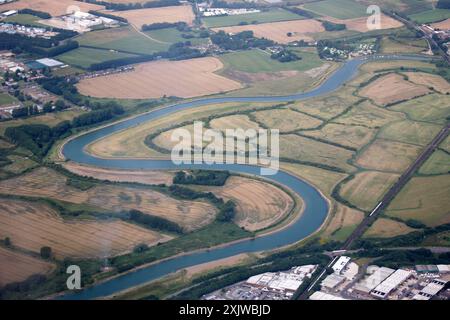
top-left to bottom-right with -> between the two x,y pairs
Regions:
303,0 -> 368,19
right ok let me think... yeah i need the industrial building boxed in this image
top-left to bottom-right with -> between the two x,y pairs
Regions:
353,266 -> 395,294
370,269 -> 411,299
332,256 -> 351,274
309,291 -> 348,300
413,279 -> 448,300
321,274 -> 346,290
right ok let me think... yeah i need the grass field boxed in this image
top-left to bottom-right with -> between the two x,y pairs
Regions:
3,14 -> 46,27
1,155 -> 38,174
77,57 -> 242,99
302,123 -> 376,149
252,108 -> 323,132
220,49 -> 324,74
57,47 -> 138,69
75,26 -> 169,55
0,247 -> 55,287
378,120 -> 442,146
418,150 -> 450,175
380,37 -> 428,54
389,94 -> 450,124
339,171 -> 400,211
356,139 -> 421,173
202,8 -> 302,28
0,199 -> 171,259
212,19 -> 324,44
322,204 -> 364,242
0,167 -> 217,231
303,0 -> 368,19
409,9 -> 450,24
404,72 -> 450,94
144,27 -> 208,46
0,93 -> 18,106
386,174 -> 450,226
363,218 -> 414,238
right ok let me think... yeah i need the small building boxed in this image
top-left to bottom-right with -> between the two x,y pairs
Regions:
35,58 -> 64,68
332,256 -> 351,274
1,9 -> 17,17
413,279 -> 448,300
370,269 -> 411,299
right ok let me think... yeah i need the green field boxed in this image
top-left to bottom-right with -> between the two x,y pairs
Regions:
219,49 -> 323,73
57,47 -> 138,69
144,28 -> 208,46
0,93 -> 18,106
3,14 -> 46,27
409,9 -> 450,24
418,150 -> 450,175
75,26 -> 170,55
303,0 -> 368,19
202,8 -> 303,28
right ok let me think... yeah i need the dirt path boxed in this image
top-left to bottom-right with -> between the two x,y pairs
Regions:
130,23 -> 170,44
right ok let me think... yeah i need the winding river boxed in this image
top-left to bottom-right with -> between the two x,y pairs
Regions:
59,55 -> 430,299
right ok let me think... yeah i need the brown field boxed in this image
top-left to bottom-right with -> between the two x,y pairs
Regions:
77,57 -> 242,99
0,167 -> 217,231
210,115 -> 261,131
404,72 -> 450,94
252,108 -> 323,132
212,19 -> 325,44
0,0 -> 104,17
364,218 -> 414,238
0,199 -> 172,259
321,14 -> 402,32
302,123 -> 376,149
62,162 -> 174,186
322,204 -> 364,240
359,73 -> 431,105
339,171 -> 400,211
431,18 -> 450,30
107,5 -> 195,29
356,139 -> 421,173
0,247 -> 55,287
202,176 -> 295,232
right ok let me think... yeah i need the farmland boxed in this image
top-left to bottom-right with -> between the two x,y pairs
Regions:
321,204 -> 364,242
320,14 -> 403,33
107,5 -> 195,29
0,247 -> 55,287
212,19 -> 325,44
380,37 -> 428,54
404,72 -> 450,94
202,8 -> 303,28
303,0 -> 368,20
363,218 -> 414,238
0,199 -> 172,259
386,175 -> 450,227
418,150 -> 450,175
389,94 -> 450,124
0,0 -> 104,17
0,167 -> 217,231
409,9 -> 450,24
252,108 -> 323,132
57,47 -> 138,69
77,57 -> 242,99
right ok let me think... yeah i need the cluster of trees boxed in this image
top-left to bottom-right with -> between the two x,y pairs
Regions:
437,0 -> 450,9
141,21 -> 188,31
322,21 -> 346,32
4,123 -> 69,157
211,0 -> 264,9
85,0 -> 180,11
127,209 -> 184,234
11,105 -> 39,118
270,49 -> 301,63
284,7 -> 315,19
173,170 -> 230,186
18,9 -> 51,19
72,103 -> 124,128
38,76 -> 82,105
211,30 -> 274,50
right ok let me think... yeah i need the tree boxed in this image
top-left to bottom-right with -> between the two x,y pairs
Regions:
40,246 -> 52,259
4,237 -> 11,246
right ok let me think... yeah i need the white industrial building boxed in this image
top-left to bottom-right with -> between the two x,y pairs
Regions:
353,266 -> 395,294
36,58 -> 64,68
247,271 -> 304,292
370,269 -> 411,299
321,273 -> 346,290
332,256 -> 351,274
309,291 -> 348,300
413,279 -> 448,300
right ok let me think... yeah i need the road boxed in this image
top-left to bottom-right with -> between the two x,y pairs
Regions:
300,123 -> 450,299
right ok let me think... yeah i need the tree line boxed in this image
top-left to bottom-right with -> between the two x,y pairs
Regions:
84,0 -> 180,11
211,30 -> 274,50
173,170 -> 230,186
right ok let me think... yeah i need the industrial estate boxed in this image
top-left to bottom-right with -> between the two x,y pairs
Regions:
0,0 -> 449,303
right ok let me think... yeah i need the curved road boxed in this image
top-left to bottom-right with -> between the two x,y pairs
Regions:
59,54 -> 433,299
